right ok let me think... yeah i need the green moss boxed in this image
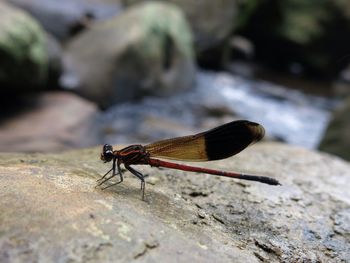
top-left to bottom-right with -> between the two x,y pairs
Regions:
133,2 -> 193,60
0,3 -> 48,87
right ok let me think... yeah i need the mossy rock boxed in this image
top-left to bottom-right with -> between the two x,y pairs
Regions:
0,2 -> 48,89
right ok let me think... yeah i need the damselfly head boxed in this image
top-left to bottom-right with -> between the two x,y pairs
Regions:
101,144 -> 114,162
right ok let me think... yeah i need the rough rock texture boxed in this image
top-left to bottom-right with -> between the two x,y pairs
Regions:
0,1 -> 48,89
0,142 -> 349,262
0,92 -> 99,152
319,97 -> 350,161
62,1 -> 195,108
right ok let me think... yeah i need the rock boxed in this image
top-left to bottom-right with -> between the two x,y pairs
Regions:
122,0 -> 238,52
122,0 -> 239,68
7,0 -> 123,41
0,142 -> 349,262
0,92 -> 99,152
319,97 -> 350,161
61,1 -> 195,108
0,1 -> 48,90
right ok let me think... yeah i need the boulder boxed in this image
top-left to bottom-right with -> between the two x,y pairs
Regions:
61,1 -> 195,108
122,0 -> 238,52
0,92 -> 99,152
0,1 -> 48,90
0,143 -> 349,262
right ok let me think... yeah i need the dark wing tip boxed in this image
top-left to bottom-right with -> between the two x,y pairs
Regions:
246,121 -> 265,143
204,120 -> 265,161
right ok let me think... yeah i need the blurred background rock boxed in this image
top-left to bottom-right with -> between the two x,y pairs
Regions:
0,0 -> 349,160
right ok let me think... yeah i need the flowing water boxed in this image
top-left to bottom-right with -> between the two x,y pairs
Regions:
100,70 -> 337,149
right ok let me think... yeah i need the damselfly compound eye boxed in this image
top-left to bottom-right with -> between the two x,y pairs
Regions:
101,144 -> 114,162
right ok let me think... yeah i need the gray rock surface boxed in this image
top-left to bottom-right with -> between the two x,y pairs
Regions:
0,143 -> 349,262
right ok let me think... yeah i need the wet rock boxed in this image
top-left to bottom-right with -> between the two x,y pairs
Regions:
0,142 -> 349,262
0,1 -> 48,90
61,1 -> 195,108
8,0 -> 123,41
319,97 -> 350,161
0,92 -> 99,152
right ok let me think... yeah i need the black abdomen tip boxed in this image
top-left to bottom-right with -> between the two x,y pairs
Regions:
261,177 -> 281,185
240,174 -> 281,185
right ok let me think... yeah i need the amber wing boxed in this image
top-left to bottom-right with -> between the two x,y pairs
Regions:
144,120 -> 265,161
